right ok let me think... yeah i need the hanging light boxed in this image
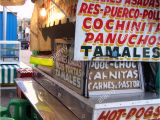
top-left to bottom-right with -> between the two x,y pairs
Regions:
40,4 -> 46,17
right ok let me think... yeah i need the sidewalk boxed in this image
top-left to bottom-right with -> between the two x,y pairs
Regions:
20,49 -> 32,67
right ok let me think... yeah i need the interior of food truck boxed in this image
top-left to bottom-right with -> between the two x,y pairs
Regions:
0,0 -> 159,120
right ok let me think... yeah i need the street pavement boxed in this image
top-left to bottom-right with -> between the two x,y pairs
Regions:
20,49 -> 32,67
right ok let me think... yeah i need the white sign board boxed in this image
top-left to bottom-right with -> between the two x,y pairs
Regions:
94,104 -> 160,120
74,0 -> 160,61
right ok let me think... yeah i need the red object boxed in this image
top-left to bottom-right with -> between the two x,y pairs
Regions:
17,68 -> 33,78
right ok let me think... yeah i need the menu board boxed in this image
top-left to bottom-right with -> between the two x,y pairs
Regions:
96,104 -> 160,120
88,61 -> 144,95
53,39 -> 85,95
74,0 -> 160,61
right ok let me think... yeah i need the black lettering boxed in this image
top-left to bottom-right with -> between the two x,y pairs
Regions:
133,48 -> 140,58
93,46 -> 103,57
122,47 -> 131,57
81,46 -> 92,57
143,47 -> 150,58
152,47 -> 160,58
106,46 -> 120,58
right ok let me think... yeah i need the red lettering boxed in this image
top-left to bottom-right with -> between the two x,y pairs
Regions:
148,36 -> 157,46
126,108 -> 137,119
137,35 -> 149,45
110,7 -> 117,17
99,0 -> 122,3
125,0 -> 131,5
156,0 -> 160,7
78,3 -> 101,16
108,110 -> 117,120
104,6 -> 111,16
105,33 -> 116,44
94,33 -> 103,43
149,0 -> 155,7
93,4 -> 101,15
154,10 -> 160,21
116,109 -> 126,120
84,33 -> 94,43
79,3 -> 88,14
117,34 -> 128,45
87,3 -> 94,14
122,8 -> 129,18
123,0 -> 159,8
117,7 -> 123,18
131,0 -> 137,5
110,0 -> 115,3
148,10 -> 153,19
142,10 -> 148,19
144,107 -> 154,119
155,23 -> 160,33
116,0 -> 122,3
134,9 -> 140,19
98,111 -> 110,120
126,21 -> 131,31
131,22 -> 141,32
143,0 -> 149,7
93,18 -> 103,30
116,21 -> 125,31
137,0 -> 142,6
129,8 -> 135,18
128,34 -> 137,45
135,107 -> 145,119
140,22 -> 146,32
105,19 -> 114,30
83,17 -> 92,30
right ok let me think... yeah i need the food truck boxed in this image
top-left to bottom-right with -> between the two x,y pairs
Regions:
2,0 -> 160,120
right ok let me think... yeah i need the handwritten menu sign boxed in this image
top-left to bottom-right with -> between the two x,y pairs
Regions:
88,61 -> 143,95
74,0 -> 160,61
53,39 -> 84,94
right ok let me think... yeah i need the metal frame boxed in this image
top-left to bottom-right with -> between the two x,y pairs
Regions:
33,67 -> 160,120
0,41 -> 21,65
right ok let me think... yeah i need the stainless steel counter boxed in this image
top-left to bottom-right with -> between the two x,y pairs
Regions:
16,78 -> 79,120
15,67 -> 160,120
32,68 -> 160,120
